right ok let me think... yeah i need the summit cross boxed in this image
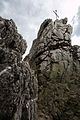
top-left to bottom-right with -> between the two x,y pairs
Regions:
53,10 -> 59,20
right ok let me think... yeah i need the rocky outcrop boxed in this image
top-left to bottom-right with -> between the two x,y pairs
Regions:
0,17 -> 38,120
26,18 -> 80,120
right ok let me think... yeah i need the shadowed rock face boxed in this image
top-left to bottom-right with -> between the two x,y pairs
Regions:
0,17 -> 38,120
26,18 -> 80,120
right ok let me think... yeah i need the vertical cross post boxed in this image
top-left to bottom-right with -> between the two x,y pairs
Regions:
53,10 -> 59,20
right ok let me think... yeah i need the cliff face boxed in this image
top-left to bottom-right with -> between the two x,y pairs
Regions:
0,17 -> 38,120
26,18 -> 80,120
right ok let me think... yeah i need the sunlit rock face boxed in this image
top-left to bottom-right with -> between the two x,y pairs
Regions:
26,18 -> 80,120
0,17 -> 38,120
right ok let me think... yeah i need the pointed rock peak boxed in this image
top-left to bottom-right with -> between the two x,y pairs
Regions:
37,17 -> 73,41
29,18 -> 73,59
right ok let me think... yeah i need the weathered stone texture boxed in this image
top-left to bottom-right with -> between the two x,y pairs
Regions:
0,17 -> 38,120
26,18 -> 80,120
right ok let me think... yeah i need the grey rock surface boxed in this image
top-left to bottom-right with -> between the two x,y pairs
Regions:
26,18 -> 80,120
0,17 -> 38,120
29,18 -> 72,60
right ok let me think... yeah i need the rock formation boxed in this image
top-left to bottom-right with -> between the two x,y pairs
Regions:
1,15 -> 80,120
25,18 -> 80,120
0,17 -> 38,120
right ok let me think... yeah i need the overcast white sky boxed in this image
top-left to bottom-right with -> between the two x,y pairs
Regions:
0,0 -> 80,55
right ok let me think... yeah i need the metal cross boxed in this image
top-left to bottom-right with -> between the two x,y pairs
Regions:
53,10 -> 59,20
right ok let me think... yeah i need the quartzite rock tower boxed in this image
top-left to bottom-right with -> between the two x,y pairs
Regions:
25,18 -> 80,120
